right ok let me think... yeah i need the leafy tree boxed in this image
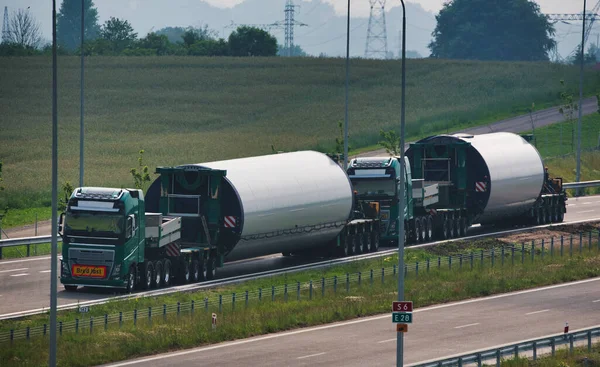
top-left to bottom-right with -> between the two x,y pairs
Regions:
4,8 -> 43,49
277,44 -> 307,57
569,44 -> 598,65
155,26 -> 187,44
332,121 -> 351,156
428,0 -> 556,61
58,181 -> 74,213
130,150 -> 151,192
378,130 -> 401,156
558,79 -> 578,153
100,17 -> 137,53
228,26 -> 277,57
189,39 -> 229,56
57,0 -> 100,52
182,25 -> 216,48
136,32 -> 171,55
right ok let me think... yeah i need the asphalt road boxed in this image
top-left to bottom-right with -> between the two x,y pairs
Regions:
356,96 -> 598,158
0,194 -> 599,318
100,277 -> 600,367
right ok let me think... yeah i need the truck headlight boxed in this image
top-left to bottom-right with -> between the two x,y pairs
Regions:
61,261 -> 70,277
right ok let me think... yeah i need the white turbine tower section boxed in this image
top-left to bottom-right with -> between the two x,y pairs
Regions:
365,0 -> 388,59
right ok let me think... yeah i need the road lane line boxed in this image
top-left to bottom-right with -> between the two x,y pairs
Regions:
593,300 -> 600,303
578,210 -> 596,214
39,270 -> 51,273
0,268 -> 28,273
454,323 -> 480,329
10,273 -> 29,277
525,309 -> 549,315
102,277 -> 600,367
297,352 -> 326,359
377,338 -> 397,344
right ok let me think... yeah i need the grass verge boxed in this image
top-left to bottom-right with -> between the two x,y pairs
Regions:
1,226 -> 600,366
499,342 -> 600,367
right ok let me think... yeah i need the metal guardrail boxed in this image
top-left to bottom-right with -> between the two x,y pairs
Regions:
409,327 -> 600,367
563,180 -> 600,189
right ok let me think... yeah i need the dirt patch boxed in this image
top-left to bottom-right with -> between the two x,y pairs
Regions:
497,222 -> 599,247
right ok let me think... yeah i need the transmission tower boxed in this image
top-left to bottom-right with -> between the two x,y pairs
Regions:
2,7 -> 9,44
365,0 -> 388,59
547,1 -> 600,61
224,0 -> 307,57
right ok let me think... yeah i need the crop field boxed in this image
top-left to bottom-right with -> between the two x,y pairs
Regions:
0,56 -> 599,209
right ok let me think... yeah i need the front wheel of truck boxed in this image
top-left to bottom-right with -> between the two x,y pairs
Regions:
64,285 -> 77,292
126,266 -> 136,293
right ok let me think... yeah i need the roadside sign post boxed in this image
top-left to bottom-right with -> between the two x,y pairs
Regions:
393,301 -> 412,335
212,313 -> 217,330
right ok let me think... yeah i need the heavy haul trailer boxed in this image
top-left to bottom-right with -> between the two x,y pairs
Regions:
347,156 -> 440,244
59,151 -> 380,292
404,132 -> 567,241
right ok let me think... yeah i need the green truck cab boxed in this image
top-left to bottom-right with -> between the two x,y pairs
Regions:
59,165 -> 227,292
347,156 -> 439,245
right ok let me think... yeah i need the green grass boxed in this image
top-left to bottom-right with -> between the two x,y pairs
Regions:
546,151 -> 600,196
1,56 -> 599,211
499,345 -> 600,367
2,229 -> 600,366
0,206 -> 51,230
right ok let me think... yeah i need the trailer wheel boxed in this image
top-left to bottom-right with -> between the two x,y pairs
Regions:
425,216 -> 433,242
354,232 -> 364,254
142,262 -> 153,290
163,259 -> 172,287
201,256 -> 208,281
419,217 -> 427,243
371,231 -> 380,252
546,205 -> 553,224
154,261 -> 163,288
363,232 -> 372,252
191,259 -> 201,282
441,216 -> 449,240
414,220 -> 422,243
179,259 -> 191,284
459,217 -> 468,237
206,255 -> 217,280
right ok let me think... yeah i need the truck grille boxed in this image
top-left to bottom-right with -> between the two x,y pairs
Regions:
68,248 -> 115,278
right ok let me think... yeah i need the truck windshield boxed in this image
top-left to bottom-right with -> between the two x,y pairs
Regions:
65,212 -> 124,237
351,179 -> 396,197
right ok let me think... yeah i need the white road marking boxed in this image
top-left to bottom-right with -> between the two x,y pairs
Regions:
593,300 -> 600,303
39,270 -> 51,273
377,338 -> 397,344
102,277 -> 600,367
297,352 -> 326,359
525,309 -> 549,315
454,323 -> 480,329
10,273 -> 29,277
0,268 -> 28,273
578,210 -> 596,214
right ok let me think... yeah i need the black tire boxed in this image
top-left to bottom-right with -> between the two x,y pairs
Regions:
142,262 -> 153,290
540,207 -> 547,225
535,208 -> 542,225
426,216 -> 433,242
442,216 -> 449,240
191,259 -> 201,282
453,217 -> 460,238
347,234 -> 355,256
337,235 -> 350,257
179,259 -> 191,284
546,206 -> 553,223
64,285 -> 77,292
363,232 -> 372,252
154,261 -> 163,288
163,259 -> 172,287
414,220 -> 422,243
460,217 -> 468,237
355,232 -> 364,254
125,265 -> 136,293
558,205 -> 565,222
371,230 -> 380,252
206,255 -> 217,280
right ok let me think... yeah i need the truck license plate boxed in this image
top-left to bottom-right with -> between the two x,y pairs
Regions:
72,265 -> 107,278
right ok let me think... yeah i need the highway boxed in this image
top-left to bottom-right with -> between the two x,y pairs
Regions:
356,96 -> 598,158
101,277 -> 600,367
0,194 -> 599,319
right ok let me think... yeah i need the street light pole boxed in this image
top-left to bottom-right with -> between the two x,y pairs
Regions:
576,0 -> 587,197
79,0 -> 85,187
50,0 -> 58,365
343,0 -> 351,170
397,1 -> 407,367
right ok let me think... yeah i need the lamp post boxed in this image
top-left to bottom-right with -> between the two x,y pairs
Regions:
343,0 -> 351,170
396,1 -> 407,367
80,0 -> 85,187
576,0 -> 587,197
50,0 -> 58,365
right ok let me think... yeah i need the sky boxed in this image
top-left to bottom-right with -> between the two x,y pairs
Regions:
0,0 -> 596,58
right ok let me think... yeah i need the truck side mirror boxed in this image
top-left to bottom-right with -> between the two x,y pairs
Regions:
58,213 -> 64,235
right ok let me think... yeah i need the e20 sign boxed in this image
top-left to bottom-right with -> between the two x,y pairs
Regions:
392,301 -> 413,312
